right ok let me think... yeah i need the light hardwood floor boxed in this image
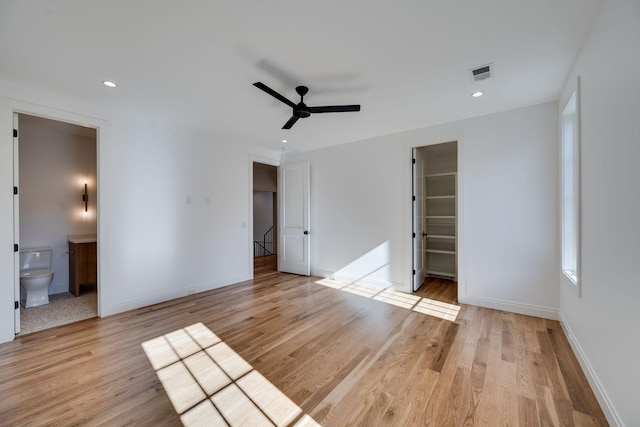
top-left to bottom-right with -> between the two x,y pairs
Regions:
0,255 -> 607,426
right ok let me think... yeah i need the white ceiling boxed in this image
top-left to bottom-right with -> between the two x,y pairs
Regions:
0,0 -> 603,153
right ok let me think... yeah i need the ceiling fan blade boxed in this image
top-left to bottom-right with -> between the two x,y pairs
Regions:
253,82 -> 297,108
282,116 -> 300,129
309,105 -> 361,113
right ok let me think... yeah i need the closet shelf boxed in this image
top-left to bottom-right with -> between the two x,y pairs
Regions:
426,249 -> 456,255
425,195 -> 455,200
422,147 -> 457,281
425,269 -> 456,278
425,172 -> 457,178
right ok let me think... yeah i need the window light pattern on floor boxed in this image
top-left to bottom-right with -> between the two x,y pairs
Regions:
315,278 -> 460,322
141,323 -> 321,427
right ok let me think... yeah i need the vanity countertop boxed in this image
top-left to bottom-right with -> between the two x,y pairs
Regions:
67,234 -> 97,244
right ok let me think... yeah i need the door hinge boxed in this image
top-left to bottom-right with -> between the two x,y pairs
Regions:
14,244 -> 18,252
13,186 -> 18,195
413,269 -> 416,275
13,129 -> 18,138
412,158 -> 416,164
15,301 -> 19,310
412,232 -> 416,238
412,195 -> 416,201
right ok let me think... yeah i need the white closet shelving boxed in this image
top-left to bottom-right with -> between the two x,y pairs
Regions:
423,144 -> 457,280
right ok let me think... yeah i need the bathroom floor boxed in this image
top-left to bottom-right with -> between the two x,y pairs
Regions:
19,285 -> 97,335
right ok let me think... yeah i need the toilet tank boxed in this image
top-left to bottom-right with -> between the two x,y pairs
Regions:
20,247 -> 52,271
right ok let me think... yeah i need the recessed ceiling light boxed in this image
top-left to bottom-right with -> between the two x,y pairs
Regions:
471,91 -> 484,98
282,139 -> 288,143
103,81 -> 117,88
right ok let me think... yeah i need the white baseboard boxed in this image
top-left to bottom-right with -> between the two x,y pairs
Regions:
310,268 -> 332,279
100,272 -> 251,317
559,312 -> 623,427
310,268 -> 401,289
101,288 -> 186,317
461,294 -> 559,320
188,272 -> 252,295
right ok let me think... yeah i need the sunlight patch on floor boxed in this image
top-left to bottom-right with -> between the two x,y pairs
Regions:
413,298 -> 460,321
142,323 -> 320,427
315,278 -> 460,322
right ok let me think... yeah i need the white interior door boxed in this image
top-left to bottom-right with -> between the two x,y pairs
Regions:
413,148 -> 425,291
13,113 -> 20,334
278,162 -> 310,276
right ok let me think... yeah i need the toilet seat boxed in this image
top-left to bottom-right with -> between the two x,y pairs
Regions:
20,269 -> 53,279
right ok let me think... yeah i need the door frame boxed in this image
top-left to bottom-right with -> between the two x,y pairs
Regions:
407,140 -> 465,301
9,101 -> 106,336
248,155 -> 281,278
412,147 -> 425,291
13,114 -> 20,333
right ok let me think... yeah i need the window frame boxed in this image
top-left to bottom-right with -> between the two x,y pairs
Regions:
561,77 -> 581,294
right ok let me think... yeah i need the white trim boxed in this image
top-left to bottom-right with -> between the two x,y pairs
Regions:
311,268 -> 402,289
101,272 -> 251,316
461,294 -> 559,320
310,268 -> 333,279
249,154 -> 280,167
13,112 -> 20,334
560,77 -> 582,297
559,312 -> 623,427
3,98 -> 107,343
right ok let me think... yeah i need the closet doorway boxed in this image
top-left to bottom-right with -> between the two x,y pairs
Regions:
412,141 -> 458,291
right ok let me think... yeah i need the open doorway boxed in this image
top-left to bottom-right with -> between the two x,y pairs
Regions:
412,141 -> 458,295
15,113 -> 98,335
253,162 -> 278,275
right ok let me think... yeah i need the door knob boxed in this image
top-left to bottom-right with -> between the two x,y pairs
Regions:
304,230 -> 309,235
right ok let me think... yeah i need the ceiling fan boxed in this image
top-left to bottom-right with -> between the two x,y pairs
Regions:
253,82 -> 361,129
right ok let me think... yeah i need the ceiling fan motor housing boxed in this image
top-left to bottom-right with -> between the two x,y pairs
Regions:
294,104 -> 311,118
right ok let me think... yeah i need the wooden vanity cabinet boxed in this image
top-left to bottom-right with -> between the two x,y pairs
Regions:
69,241 -> 97,297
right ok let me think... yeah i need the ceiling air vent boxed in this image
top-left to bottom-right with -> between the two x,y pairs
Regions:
469,63 -> 493,82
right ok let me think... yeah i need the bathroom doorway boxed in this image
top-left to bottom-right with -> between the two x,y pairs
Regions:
15,113 -> 99,335
252,162 -> 278,275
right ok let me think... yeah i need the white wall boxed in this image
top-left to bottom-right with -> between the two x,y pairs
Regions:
286,101 -> 560,319
0,81 -> 281,343
253,191 -> 273,241
456,104 -> 559,317
287,135 -> 404,287
19,116 -> 97,295
558,1 -> 640,426
103,119 -> 257,313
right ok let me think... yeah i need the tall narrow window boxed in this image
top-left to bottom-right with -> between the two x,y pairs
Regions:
561,88 -> 580,286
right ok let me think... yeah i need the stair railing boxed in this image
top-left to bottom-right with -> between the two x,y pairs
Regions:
254,226 -> 274,257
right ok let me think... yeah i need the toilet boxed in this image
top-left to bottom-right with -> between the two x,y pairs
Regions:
20,247 -> 54,308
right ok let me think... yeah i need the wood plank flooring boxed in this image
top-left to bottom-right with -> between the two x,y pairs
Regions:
0,256 -> 608,426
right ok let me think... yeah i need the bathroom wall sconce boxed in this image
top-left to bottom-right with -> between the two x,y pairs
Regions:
82,183 -> 88,212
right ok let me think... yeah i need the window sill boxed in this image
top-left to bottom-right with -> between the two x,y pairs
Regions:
563,270 -> 578,286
